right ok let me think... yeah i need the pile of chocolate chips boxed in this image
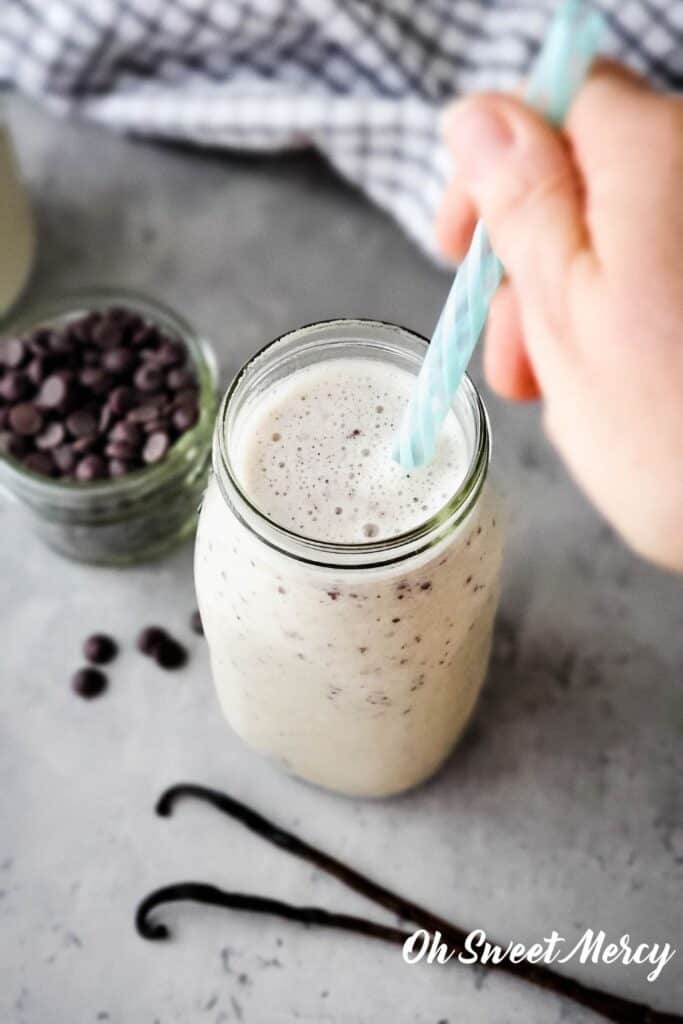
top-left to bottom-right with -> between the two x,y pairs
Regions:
0,306 -> 200,481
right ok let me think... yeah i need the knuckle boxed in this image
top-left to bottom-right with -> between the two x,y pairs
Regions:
490,160 -> 575,234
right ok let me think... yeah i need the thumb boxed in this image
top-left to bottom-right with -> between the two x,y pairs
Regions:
442,94 -> 587,313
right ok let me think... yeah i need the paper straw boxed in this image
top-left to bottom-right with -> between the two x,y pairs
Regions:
394,0 -> 604,470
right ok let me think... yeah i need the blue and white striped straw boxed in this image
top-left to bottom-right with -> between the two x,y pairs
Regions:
394,0 -> 604,470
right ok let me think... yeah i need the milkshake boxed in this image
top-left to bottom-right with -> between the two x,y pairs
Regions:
195,320 -> 504,796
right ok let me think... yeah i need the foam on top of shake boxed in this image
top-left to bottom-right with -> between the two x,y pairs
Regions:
231,357 -> 470,544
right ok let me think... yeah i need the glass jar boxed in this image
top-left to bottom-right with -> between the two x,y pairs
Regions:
0,91 -> 35,319
0,289 -> 217,565
196,320 -> 504,797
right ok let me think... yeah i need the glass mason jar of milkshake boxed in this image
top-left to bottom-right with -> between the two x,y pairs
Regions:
195,320 -> 504,797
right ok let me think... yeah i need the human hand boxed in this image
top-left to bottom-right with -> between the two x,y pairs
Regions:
437,64 -> 683,571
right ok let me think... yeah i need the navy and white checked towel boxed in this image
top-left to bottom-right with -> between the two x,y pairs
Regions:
1,1 -> 681,259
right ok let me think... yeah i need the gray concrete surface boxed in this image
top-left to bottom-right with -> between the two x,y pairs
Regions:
0,96 -> 681,1024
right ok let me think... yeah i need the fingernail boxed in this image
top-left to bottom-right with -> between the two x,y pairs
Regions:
442,101 -> 513,183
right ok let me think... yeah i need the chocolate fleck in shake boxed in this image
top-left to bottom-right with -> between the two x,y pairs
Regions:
195,320 -> 504,797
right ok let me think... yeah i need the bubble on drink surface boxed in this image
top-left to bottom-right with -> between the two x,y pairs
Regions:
232,358 -> 469,544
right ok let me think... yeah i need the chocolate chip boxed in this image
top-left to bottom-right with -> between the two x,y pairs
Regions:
1,337 -> 27,368
83,633 -> 118,665
72,667 -> 108,699
36,421 -> 66,450
155,636 -> 187,670
53,444 -> 77,474
92,319 -> 122,349
0,370 -> 32,402
131,325 -> 159,349
109,385 -> 137,416
24,451 -> 56,476
98,404 -> 117,433
142,430 -> 170,464
75,454 -> 107,481
190,609 -> 203,635
105,440 -> 139,461
27,355 -> 52,387
72,435 -> 98,455
4,307 -> 198,483
48,330 -> 75,356
172,387 -> 199,408
109,420 -> 143,446
0,431 -> 30,458
66,409 -> 98,438
25,329 -> 48,354
155,340 -> 186,368
9,402 -> 43,436
108,458 -> 133,478
137,626 -> 167,656
142,417 -> 169,435
172,404 -> 198,432
37,371 -> 74,410
134,363 -> 163,392
127,402 -> 160,424
103,347 -> 136,375
79,366 -> 113,395
166,368 -> 195,391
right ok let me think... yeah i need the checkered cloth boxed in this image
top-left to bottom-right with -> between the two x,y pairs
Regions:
1,1 -> 681,259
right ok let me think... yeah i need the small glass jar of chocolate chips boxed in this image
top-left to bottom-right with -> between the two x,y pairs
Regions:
0,289 -> 217,564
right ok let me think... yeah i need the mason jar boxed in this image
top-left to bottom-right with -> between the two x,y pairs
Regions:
0,90 -> 35,318
0,289 -> 217,564
195,320 -> 504,797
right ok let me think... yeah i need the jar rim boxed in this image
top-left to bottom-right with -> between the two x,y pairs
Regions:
0,286 -> 218,508
214,318 -> 491,570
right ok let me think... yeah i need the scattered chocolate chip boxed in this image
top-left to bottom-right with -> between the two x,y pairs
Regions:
72,666 -> 108,699
190,609 -> 203,635
137,626 -> 167,656
83,633 -> 118,665
155,636 -> 187,670
9,402 -> 43,436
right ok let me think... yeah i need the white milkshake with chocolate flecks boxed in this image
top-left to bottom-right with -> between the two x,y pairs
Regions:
195,321 -> 504,797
